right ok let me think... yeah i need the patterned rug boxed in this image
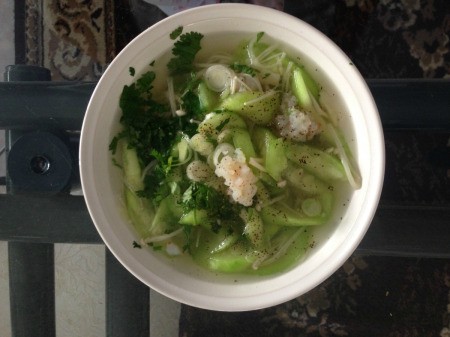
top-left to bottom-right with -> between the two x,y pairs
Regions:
16,0 -> 115,80
16,0 -> 450,336
180,256 -> 450,337
16,0 -> 450,80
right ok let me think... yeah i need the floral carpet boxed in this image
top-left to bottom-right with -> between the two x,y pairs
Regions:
17,0 -> 450,80
15,0 -> 450,336
180,256 -> 450,337
16,0 -> 115,80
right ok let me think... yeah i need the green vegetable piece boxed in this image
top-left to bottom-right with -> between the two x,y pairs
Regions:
173,137 -> 190,163
251,127 -> 287,181
179,209 -> 209,226
260,197 -> 330,227
121,140 -> 156,236
233,128 -> 256,160
240,208 -> 264,248
265,136 -> 287,181
209,233 -> 241,255
285,142 -> 346,183
225,128 -> 257,159
190,225 -> 242,258
197,81 -> 219,111
260,192 -> 333,227
192,240 -> 254,273
256,171 -> 278,188
189,133 -> 214,157
122,140 -> 144,191
264,221 -> 282,242
251,228 -> 310,276
125,188 -> 155,237
220,91 -> 280,125
150,195 -> 183,236
239,37 -> 319,100
283,165 -> 328,195
198,112 -> 246,139
291,67 -> 312,111
251,126 -> 269,156
298,67 -> 320,100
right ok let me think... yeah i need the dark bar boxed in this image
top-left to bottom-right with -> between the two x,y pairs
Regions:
1,193 -> 449,256
106,250 -> 150,337
0,194 -> 100,243
0,81 -> 96,130
369,79 -> 450,130
8,242 -> 55,337
0,80 -> 449,131
358,204 -> 450,258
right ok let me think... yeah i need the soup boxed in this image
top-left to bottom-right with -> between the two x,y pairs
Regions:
110,28 -> 361,275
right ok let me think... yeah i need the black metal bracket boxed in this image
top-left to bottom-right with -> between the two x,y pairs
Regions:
1,65 -> 149,337
1,71 -> 450,257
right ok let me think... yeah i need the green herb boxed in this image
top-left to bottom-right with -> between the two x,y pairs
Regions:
170,26 -> 183,40
182,182 -> 242,232
256,31 -> 265,42
136,71 -> 156,93
111,157 -> 122,169
109,133 -> 121,154
167,31 -> 204,75
181,90 -> 202,117
150,60 -> 155,66
215,117 -> 230,132
148,243 -> 163,251
230,63 -> 258,76
182,225 -> 192,252
116,70 -> 179,164
136,149 -> 174,203
129,67 -> 135,76
151,149 -> 173,176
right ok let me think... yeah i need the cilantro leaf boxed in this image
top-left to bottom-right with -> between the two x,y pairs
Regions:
215,117 -> 230,132
167,32 -> 204,75
256,32 -> 265,42
182,182 -> 242,231
170,26 -> 183,40
230,63 -> 258,76
117,71 -> 174,164
136,71 -> 156,92
181,90 -> 202,117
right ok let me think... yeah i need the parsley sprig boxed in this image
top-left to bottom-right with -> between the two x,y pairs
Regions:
167,31 -> 204,75
182,182 -> 242,232
110,28 -> 208,204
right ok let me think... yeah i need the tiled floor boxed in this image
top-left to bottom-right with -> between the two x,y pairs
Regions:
0,2 -> 180,336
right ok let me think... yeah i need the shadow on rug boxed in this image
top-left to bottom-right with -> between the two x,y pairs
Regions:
180,256 -> 450,337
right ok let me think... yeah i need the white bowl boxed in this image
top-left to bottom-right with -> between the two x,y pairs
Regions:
80,3 -> 384,311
